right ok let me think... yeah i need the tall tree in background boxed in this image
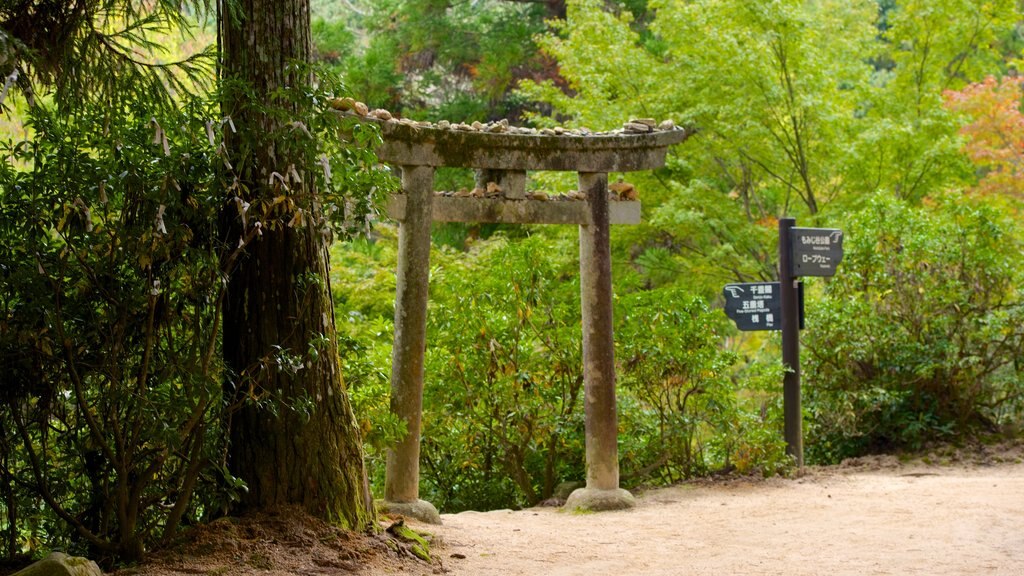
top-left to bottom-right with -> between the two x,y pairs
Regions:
846,0 -> 1017,203
218,0 -> 374,527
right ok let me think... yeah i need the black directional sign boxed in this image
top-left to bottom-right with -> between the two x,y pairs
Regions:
723,282 -> 804,332
723,282 -> 783,331
790,228 -> 844,277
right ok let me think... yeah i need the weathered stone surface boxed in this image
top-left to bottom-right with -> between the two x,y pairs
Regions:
578,173 -> 621,495
12,552 -> 103,576
379,499 -> 442,525
352,115 -> 693,172
387,195 -> 641,225
563,487 -> 637,512
328,100 -> 689,139
385,166 -> 435,515
623,122 -> 654,134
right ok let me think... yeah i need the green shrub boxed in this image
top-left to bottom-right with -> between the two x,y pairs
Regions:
329,233 -> 407,491
0,68 -> 390,564
617,289 -> 789,482
804,194 -> 1024,462
0,99 -> 230,562
421,234 -> 586,510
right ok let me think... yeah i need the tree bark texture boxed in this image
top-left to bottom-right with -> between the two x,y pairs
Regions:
219,0 -> 373,529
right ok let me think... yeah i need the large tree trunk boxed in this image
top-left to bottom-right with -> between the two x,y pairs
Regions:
218,0 -> 373,529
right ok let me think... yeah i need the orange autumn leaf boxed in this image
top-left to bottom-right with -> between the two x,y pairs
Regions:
944,76 -> 1024,197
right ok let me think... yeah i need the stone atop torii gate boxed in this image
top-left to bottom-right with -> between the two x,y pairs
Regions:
334,103 -> 691,523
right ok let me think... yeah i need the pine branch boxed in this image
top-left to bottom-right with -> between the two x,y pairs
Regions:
1,0 -> 215,110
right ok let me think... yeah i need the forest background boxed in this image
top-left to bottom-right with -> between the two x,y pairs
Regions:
2,0 -> 1024,567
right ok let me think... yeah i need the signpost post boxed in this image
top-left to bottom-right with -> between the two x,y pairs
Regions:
779,218 -> 802,466
722,218 -> 843,468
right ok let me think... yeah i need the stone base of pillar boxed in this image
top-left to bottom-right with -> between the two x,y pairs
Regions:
563,487 -> 636,512
379,499 -> 442,524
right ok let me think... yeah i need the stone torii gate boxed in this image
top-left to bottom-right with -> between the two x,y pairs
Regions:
362,114 -> 690,523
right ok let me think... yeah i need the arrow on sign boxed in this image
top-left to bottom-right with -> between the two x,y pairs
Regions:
724,285 -> 744,298
722,281 -> 804,332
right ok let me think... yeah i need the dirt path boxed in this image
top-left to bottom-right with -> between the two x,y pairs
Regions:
424,458 -> 1024,576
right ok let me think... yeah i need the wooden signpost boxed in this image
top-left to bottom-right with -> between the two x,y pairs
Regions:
723,218 -> 844,467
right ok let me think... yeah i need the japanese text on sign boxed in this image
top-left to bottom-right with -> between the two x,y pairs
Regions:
790,228 -> 844,277
723,282 -> 781,331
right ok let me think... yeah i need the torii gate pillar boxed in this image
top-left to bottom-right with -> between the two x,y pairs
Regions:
569,171 -> 635,510
355,116 -> 691,521
382,164 -> 441,524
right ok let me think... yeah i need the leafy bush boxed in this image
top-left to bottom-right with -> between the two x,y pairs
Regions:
331,233 -> 406,492
804,194 -> 1024,462
329,226 -> 795,512
0,99 -> 231,562
329,0 -> 551,122
617,289 -> 789,482
421,234 -> 586,511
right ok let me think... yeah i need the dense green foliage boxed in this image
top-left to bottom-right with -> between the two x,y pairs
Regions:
3,4 -> 221,563
0,85 -> 388,562
0,0 -> 214,111
421,235 -> 586,510
804,195 -> 1024,461
511,0 -> 1024,462
333,228 -> 789,511
324,0 -> 1024,498
4,0 -> 1024,564
0,95 -> 229,563
320,0 -> 1024,510
616,289 -> 789,481
1,5 -> 388,565
312,0 -> 558,122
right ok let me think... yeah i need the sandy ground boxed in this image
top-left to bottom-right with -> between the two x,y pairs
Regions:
52,443 -> 1021,576
425,457 -> 1024,576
